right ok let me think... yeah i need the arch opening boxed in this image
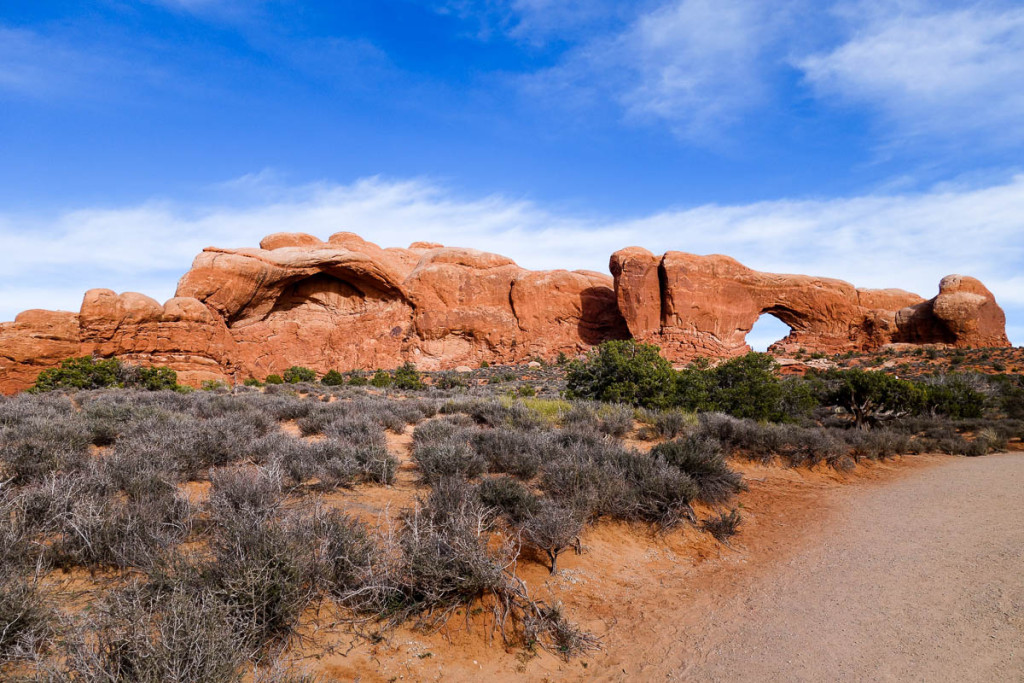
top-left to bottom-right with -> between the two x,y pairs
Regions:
747,312 -> 793,352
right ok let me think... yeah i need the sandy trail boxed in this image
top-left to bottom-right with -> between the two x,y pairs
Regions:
639,453 -> 1024,682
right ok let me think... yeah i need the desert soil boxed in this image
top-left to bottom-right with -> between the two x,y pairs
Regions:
295,451 -> 1023,682
652,451 -> 1024,683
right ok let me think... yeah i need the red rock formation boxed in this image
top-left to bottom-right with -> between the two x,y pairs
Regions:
609,248 -> 1010,361
0,235 -> 1009,393
0,233 -> 628,392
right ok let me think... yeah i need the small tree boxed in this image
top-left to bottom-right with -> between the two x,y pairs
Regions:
565,340 -> 675,408
522,501 -> 583,575
824,369 -> 926,429
706,353 -> 788,421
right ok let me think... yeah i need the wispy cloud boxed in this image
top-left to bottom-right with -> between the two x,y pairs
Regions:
3,173 -> 1022,345
0,26 -> 106,98
799,2 -> 1024,145
526,0 -> 790,141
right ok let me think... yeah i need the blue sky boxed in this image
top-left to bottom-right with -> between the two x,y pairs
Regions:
1,0 -> 1022,349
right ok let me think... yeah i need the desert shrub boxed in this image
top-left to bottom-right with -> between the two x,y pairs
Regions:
313,510 -> 376,598
977,427 -> 1008,453
461,400 -> 541,431
597,404 -> 634,437
522,500 -> 583,574
476,476 -> 539,524
104,446 -> 181,500
702,509 -> 742,542
117,413 -> 264,479
394,500 -> 508,620
651,435 -> 743,504
471,428 -> 545,480
61,582 -> 243,682
845,428 -> 911,461
607,450 -> 698,526
412,438 -> 485,484
199,512 -> 319,652
80,397 -> 148,446
350,442 -> 398,485
787,427 -> 849,467
265,374 -> 285,385
0,411 -> 91,484
539,450 -> 630,520
0,571 -> 53,663
44,475 -> 193,569
565,340 -> 676,409
435,372 -> 468,390
244,377 -> 264,387
652,409 -> 694,439
324,415 -> 386,448
262,435 -> 357,488
320,370 -> 345,386
208,467 -> 284,523
202,380 -> 228,392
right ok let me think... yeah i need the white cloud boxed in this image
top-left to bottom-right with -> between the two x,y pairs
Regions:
2,172 -> 1022,345
527,0 -> 785,140
0,27 -> 102,97
799,2 -> 1024,144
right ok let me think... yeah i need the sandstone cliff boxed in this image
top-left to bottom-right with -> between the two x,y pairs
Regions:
609,248 -> 1010,359
0,233 -> 1009,393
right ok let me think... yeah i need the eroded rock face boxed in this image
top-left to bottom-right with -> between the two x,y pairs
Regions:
609,248 -> 1010,360
0,234 -> 1009,393
0,233 -> 628,392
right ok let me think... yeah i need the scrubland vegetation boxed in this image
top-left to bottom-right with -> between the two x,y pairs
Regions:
1,342 -> 1020,679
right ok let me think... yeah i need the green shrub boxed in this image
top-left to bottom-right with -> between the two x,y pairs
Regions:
320,370 -> 345,386
922,375 -> 985,419
133,366 -> 180,391
283,366 -> 316,384
265,374 -> 284,385
435,371 -> 468,390
32,356 -> 180,392
516,384 -> 537,398
702,353 -> 796,422
392,362 -> 425,390
346,371 -> 369,387
370,370 -> 392,388
243,378 -> 263,387
565,340 -> 676,409
33,356 -> 122,391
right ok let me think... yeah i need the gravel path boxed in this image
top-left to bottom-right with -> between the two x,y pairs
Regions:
678,453 -> 1024,682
